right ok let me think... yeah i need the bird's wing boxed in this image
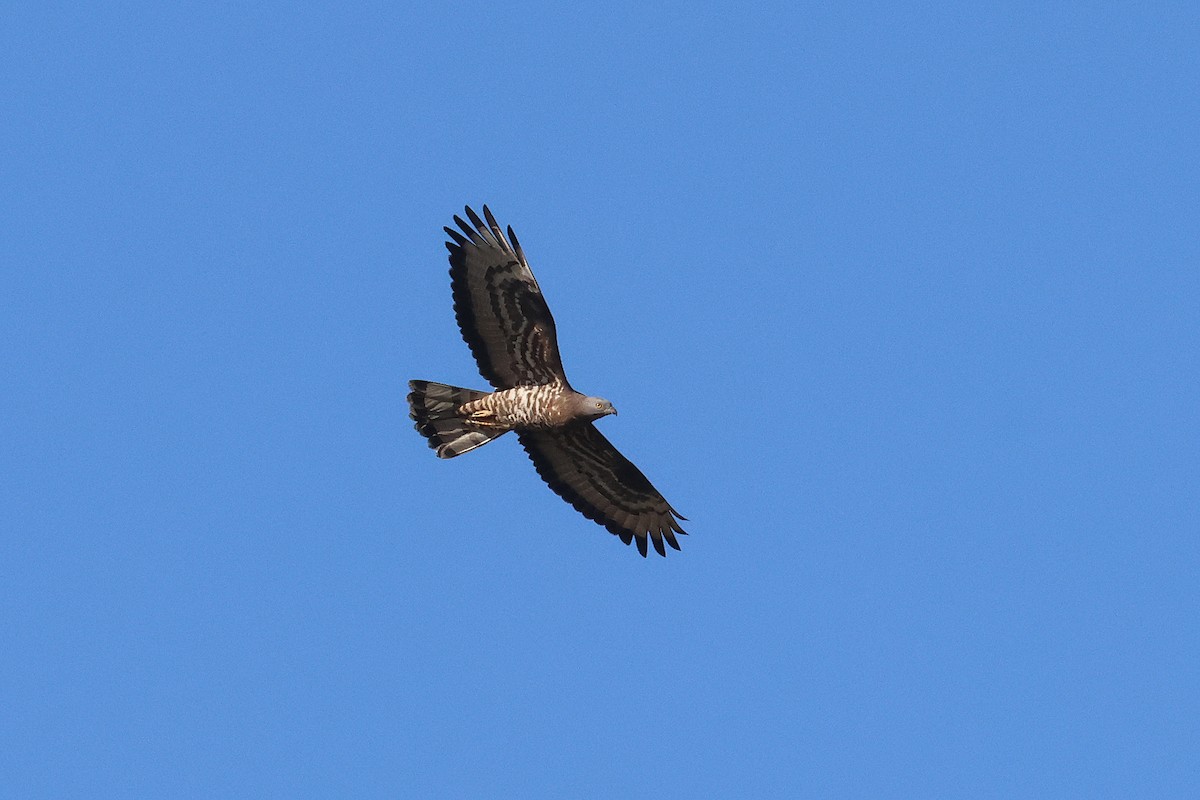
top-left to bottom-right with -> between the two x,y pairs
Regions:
518,424 -> 687,557
444,206 -> 567,389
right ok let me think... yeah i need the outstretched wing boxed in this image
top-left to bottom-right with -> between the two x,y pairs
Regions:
445,206 -> 568,389
518,425 -> 687,557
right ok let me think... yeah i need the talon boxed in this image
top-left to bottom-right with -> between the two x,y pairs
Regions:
466,409 -> 503,428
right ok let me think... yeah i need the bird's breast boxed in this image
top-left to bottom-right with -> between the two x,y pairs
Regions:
484,385 -> 569,429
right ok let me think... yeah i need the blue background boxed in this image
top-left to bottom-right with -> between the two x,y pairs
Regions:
4,3 -> 1197,797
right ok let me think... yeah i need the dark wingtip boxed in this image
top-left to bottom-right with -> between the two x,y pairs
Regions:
635,535 -> 649,557
464,205 -> 486,231
452,214 -> 476,242
508,225 -> 526,264
481,205 -> 513,254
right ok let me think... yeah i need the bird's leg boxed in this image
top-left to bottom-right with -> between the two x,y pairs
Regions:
464,408 -> 505,428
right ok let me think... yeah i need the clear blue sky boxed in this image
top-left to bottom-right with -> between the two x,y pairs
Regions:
3,3 -> 1197,797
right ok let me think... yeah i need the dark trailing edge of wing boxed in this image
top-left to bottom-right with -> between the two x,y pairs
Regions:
518,427 -> 687,558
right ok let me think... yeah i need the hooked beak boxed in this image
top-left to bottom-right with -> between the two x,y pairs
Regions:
609,406 -> 619,416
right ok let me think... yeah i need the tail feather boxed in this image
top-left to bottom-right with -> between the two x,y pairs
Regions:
407,380 -> 507,458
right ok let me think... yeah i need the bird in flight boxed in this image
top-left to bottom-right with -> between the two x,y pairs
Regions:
408,206 -> 686,557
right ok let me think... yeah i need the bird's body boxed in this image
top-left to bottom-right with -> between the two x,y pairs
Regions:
408,206 -> 686,557
459,383 -> 598,430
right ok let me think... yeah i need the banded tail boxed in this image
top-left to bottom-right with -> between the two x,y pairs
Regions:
407,380 -> 507,458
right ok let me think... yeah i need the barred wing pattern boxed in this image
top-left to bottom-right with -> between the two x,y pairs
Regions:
445,206 -> 568,389
519,425 -> 687,557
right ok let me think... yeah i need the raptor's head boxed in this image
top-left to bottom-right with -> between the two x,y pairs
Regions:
579,395 -> 618,420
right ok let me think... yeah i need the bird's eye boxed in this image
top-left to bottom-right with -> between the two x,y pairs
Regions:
595,401 -> 602,408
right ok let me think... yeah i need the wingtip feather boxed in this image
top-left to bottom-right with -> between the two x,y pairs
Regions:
664,528 -> 682,551
482,204 -> 499,230
482,205 -> 513,255
453,214 -> 478,243
508,226 -> 527,264
464,205 -> 486,232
